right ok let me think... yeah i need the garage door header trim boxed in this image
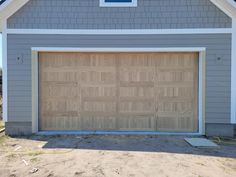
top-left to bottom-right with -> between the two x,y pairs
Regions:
31,47 -> 206,135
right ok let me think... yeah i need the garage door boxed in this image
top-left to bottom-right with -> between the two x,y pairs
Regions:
39,52 -> 199,132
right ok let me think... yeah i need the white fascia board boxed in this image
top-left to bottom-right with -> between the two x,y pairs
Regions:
0,0 -> 29,18
227,0 -> 236,9
210,0 -> 236,18
0,0 -> 14,11
0,0 -> 29,32
6,28 -> 233,35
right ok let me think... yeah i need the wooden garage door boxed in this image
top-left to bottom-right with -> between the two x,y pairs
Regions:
39,52 -> 199,132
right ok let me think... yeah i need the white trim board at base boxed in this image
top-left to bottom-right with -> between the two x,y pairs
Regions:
7,28 -> 233,35
37,131 -> 203,136
31,47 -> 206,135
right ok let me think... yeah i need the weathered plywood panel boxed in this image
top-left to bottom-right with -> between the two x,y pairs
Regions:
39,52 -> 198,132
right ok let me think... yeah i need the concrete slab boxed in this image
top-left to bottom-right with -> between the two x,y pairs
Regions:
185,138 -> 218,148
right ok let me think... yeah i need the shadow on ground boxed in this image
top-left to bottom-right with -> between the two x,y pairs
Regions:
15,135 -> 236,159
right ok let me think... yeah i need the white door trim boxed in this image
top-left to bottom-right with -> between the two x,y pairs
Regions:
31,47 -> 206,135
31,47 -> 206,53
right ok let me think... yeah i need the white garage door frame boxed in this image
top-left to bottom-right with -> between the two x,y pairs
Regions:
31,47 -> 206,135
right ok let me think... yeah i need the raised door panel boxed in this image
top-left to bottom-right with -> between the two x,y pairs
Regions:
155,53 -> 199,132
118,53 -> 156,131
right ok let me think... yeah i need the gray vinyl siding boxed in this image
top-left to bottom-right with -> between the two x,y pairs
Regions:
7,0 -> 231,29
7,34 -> 231,124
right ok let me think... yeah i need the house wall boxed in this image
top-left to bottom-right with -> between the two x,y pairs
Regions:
7,0 -> 232,29
7,34 -> 232,134
4,0 -> 234,136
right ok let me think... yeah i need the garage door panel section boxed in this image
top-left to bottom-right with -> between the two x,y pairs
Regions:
155,53 -> 199,132
39,52 -> 198,132
118,53 -> 156,131
79,53 -> 117,130
117,116 -> 156,131
39,53 -> 82,130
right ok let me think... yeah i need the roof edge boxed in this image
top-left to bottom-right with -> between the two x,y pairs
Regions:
227,0 -> 236,9
0,0 -> 29,32
210,0 -> 236,18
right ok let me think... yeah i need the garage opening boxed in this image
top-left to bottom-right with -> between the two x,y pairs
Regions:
39,52 -> 199,132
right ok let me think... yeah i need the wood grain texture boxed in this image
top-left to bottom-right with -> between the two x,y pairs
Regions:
39,52 -> 199,132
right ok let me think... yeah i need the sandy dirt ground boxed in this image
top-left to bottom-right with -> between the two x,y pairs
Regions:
0,134 -> 236,177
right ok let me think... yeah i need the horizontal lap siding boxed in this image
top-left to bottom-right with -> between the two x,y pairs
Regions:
7,34 -> 231,124
7,0 -> 231,29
